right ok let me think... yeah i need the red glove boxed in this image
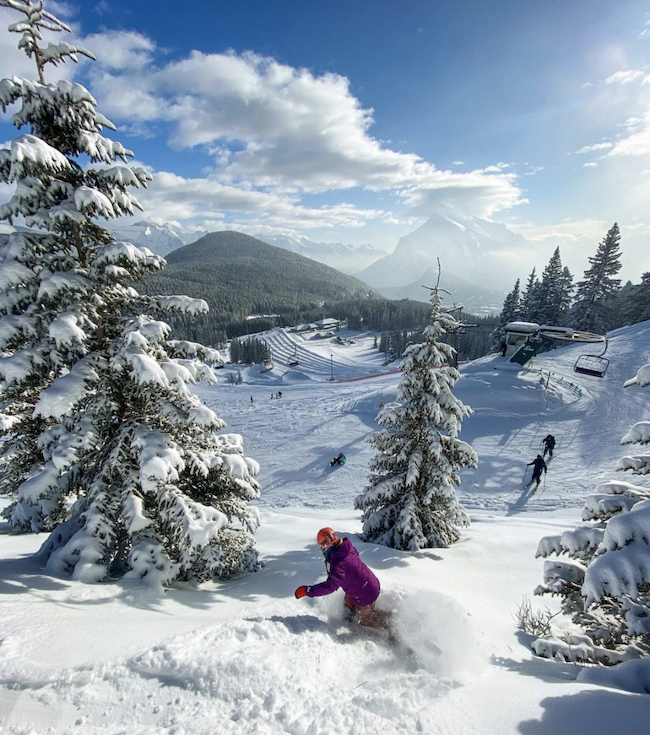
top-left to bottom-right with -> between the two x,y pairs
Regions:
295,585 -> 309,599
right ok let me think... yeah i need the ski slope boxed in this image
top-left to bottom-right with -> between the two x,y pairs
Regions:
1,322 -> 650,734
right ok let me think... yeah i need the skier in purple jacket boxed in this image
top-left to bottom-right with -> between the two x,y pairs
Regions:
294,527 -> 390,628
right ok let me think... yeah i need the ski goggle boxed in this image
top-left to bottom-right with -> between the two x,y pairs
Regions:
318,533 -> 338,552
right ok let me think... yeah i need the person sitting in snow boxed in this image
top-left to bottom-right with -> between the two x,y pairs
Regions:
542,434 -> 556,458
330,452 -> 345,466
294,528 -> 391,629
527,454 -> 547,488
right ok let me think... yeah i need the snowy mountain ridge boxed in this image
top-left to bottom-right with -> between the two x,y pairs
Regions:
261,233 -> 387,273
105,220 -> 386,273
357,213 -> 530,293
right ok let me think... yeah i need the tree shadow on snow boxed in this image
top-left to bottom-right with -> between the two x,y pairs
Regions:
491,654 -> 581,685
0,553 -> 71,597
517,689 -> 650,735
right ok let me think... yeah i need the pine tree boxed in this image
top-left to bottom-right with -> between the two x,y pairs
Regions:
492,278 -> 521,348
535,247 -> 569,325
355,274 -> 478,550
533,362 -> 650,664
569,223 -> 622,334
621,273 -> 650,326
520,268 -> 539,322
0,0 -> 261,586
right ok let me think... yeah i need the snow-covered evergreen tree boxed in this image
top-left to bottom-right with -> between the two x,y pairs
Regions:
0,0 -> 261,586
492,278 -> 521,349
533,362 -> 650,664
569,223 -> 622,334
355,275 -> 478,550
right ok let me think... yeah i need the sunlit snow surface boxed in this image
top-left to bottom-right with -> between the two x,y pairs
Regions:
1,322 -> 650,733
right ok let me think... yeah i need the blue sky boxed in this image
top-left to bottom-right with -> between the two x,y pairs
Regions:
1,0 -> 650,280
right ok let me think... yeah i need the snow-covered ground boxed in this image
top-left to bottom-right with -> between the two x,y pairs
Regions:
2,323 -> 650,734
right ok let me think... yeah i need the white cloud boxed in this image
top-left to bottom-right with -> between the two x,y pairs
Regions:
605,69 -> 645,85
82,31 -> 155,71
582,162 -> 598,168
134,169 -> 390,232
508,219 -> 608,244
78,44 -> 523,218
93,1 -> 112,15
46,1 -> 77,19
574,142 -> 614,154
608,108 -> 650,157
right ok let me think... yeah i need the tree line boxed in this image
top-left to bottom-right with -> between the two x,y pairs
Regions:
494,223 -> 648,345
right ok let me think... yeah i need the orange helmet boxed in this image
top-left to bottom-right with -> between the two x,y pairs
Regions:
317,527 -> 338,551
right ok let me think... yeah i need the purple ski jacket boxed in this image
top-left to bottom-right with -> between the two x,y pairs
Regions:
307,538 -> 380,607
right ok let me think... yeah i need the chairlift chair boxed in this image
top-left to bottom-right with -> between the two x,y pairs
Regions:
574,340 -> 609,378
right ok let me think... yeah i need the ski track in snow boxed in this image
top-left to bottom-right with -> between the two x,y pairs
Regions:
2,323 -> 650,734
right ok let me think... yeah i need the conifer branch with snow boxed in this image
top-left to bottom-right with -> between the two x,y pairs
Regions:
0,0 -> 261,587
355,267 -> 478,550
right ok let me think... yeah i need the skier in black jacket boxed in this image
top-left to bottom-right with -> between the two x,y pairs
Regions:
542,434 -> 556,458
527,455 -> 547,487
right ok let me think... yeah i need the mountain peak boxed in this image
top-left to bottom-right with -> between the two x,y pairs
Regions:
358,214 -> 529,293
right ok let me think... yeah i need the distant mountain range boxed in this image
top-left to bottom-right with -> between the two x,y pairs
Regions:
107,221 -> 385,273
355,214 -> 529,311
261,234 -> 387,274
377,268 -> 507,315
108,214 -> 529,313
108,221 -> 200,256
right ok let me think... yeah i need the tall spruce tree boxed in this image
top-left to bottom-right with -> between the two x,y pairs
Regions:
355,274 -> 478,550
493,278 -> 521,349
0,0 -> 261,586
535,247 -> 570,325
558,266 -> 574,324
569,223 -> 622,333
520,268 -> 539,322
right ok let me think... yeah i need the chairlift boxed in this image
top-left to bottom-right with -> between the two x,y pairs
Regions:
574,340 -> 609,378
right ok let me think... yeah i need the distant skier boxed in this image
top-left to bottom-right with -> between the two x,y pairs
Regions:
250,396 -> 254,403
527,454 -> 547,488
542,434 -> 556,459
294,528 -> 390,629
278,391 -> 282,399
500,340 -> 507,357
330,452 -> 346,466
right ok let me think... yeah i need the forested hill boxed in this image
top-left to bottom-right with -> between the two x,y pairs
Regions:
142,231 -> 384,342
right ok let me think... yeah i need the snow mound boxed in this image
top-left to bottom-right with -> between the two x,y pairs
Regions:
578,657 -> 650,694
281,370 -> 315,383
